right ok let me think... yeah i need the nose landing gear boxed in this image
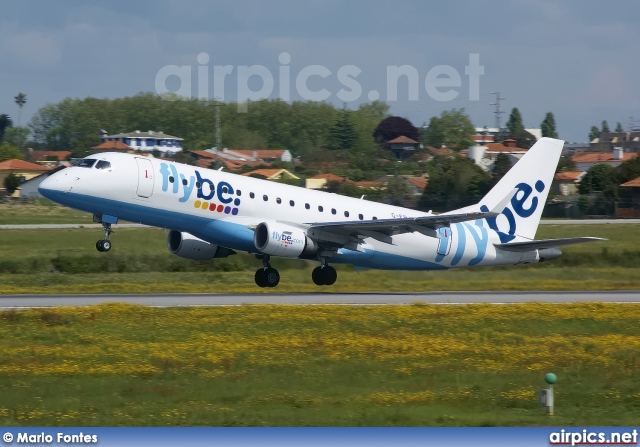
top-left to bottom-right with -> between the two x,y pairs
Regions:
96,222 -> 113,252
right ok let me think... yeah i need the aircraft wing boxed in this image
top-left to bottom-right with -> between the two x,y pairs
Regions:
494,237 -> 606,252
306,210 -> 499,245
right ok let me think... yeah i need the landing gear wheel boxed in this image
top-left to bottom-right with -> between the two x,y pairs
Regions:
264,268 -> 280,288
96,240 -> 104,252
255,269 -> 268,288
312,266 -> 324,285
101,240 -> 111,252
323,266 -> 337,286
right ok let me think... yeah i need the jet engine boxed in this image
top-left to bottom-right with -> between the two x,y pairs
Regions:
167,230 -> 234,261
254,221 -> 317,258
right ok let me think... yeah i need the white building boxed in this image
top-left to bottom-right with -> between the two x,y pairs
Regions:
475,127 -> 542,141
101,130 -> 183,154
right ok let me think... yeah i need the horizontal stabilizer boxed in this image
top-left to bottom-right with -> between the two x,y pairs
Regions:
494,237 -> 606,252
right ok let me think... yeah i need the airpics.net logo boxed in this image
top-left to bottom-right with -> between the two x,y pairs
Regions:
155,52 -> 484,112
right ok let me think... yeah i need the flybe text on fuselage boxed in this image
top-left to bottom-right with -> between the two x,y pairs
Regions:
159,162 -> 241,215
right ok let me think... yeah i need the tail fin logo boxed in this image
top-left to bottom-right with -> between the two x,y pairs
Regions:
481,180 -> 545,243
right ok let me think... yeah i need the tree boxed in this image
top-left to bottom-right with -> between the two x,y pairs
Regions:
385,175 -> 413,206
578,163 -> 616,195
540,112 -> 558,138
13,93 -> 27,126
3,173 -> 21,196
615,122 -> 623,132
601,120 -> 610,133
418,154 -> 492,211
422,109 -> 475,151
4,126 -> 30,148
373,116 -> 419,145
589,125 -> 600,142
327,106 -> 357,151
556,155 -> 577,173
0,114 -> 12,143
506,108 -> 525,134
0,142 -> 23,162
509,129 -> 537,149
492,152 -> 512,179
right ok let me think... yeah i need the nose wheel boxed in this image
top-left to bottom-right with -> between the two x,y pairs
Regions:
312,265 -> 337,286
254,255 -> 280,288
96,222 -> 113,252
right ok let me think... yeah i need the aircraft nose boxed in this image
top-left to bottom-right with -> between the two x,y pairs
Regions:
38,169 -> 70,200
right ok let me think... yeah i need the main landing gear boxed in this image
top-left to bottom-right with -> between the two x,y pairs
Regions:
96,222 -> 113,252
254,255 -> 280,288
312,263 -> 337,286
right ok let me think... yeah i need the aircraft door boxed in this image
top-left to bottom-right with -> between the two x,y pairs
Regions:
135,158 -> 154,198
436,227 -> 452,257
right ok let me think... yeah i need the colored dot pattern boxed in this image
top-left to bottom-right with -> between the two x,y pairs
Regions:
193,200 -> 240,215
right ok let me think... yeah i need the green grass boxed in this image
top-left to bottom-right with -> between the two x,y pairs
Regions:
0,303 -> 638,426
0,201 -> 92,225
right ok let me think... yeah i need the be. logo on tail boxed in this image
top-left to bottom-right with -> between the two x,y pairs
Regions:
480,180 -> 545,243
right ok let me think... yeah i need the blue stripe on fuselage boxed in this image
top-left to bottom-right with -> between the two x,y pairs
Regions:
40,190 -> 450,271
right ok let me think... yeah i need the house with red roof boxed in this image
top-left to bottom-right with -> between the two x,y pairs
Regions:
0,159 -> 52,197
553,171 -> 585,196
241,169 -> 299,181
572,147 -> 638,172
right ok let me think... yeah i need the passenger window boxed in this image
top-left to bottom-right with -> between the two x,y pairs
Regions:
236,190 -> 242,196
182,178 -> 187,185
359,214 -> 363,220
195,182 -> 201,188
318,206 -> 323,212
263,195 -> 268,201
290,200 -> 295,207
305,203 -> 310,210
95,160 -> 111,170
276,198 -> 282,204
222,186 -> 228,193
344,211 -> 349,217
250,192 -> 255,198
169,176 -> 175,183
373,216 -> 378,220
331,209 -> 336,215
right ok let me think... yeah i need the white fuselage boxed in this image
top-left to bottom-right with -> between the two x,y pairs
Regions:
39,153 -> 536,270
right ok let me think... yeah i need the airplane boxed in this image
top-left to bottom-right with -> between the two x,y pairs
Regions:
38,137 -> 603,288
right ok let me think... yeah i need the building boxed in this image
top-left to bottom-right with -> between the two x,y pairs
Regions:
241,169 -> 299,181
572,147 -> 638,172
29,150 -> 72,167
387,136 -> 419,160
466,139 -> 528,172
225,149 -> 292,163
17,165 -> 66,198
590,131 -> 640,152
0,159 -> 51,197
475,127 -> 542,141
304,173 -> 347,190
552,171 -> 585,196
101,130 -> 183,154
92,140 -> 134,154
618,177 -> 640,218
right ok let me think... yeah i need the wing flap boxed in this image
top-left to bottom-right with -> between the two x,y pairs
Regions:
494,237 -> 605,252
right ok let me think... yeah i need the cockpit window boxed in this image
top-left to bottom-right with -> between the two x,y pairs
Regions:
74,159 -> 97,168
95,160 -> 111,170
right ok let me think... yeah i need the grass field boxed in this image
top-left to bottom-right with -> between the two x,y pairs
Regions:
0,201 -> 91,225
0,223 -> 639,293
0,303 -> 638,426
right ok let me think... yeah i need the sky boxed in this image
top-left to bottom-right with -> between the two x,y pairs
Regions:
1,0 -> 639,143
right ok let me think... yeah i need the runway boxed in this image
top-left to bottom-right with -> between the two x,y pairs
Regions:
0,291 -> 638,308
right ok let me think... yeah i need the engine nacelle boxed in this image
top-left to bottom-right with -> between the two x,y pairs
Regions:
254,221 -> 317,258
167,230 -> 234,261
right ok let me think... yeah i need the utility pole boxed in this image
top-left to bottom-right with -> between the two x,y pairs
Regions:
215,98 -> 221,151
490,92 -> 505,139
